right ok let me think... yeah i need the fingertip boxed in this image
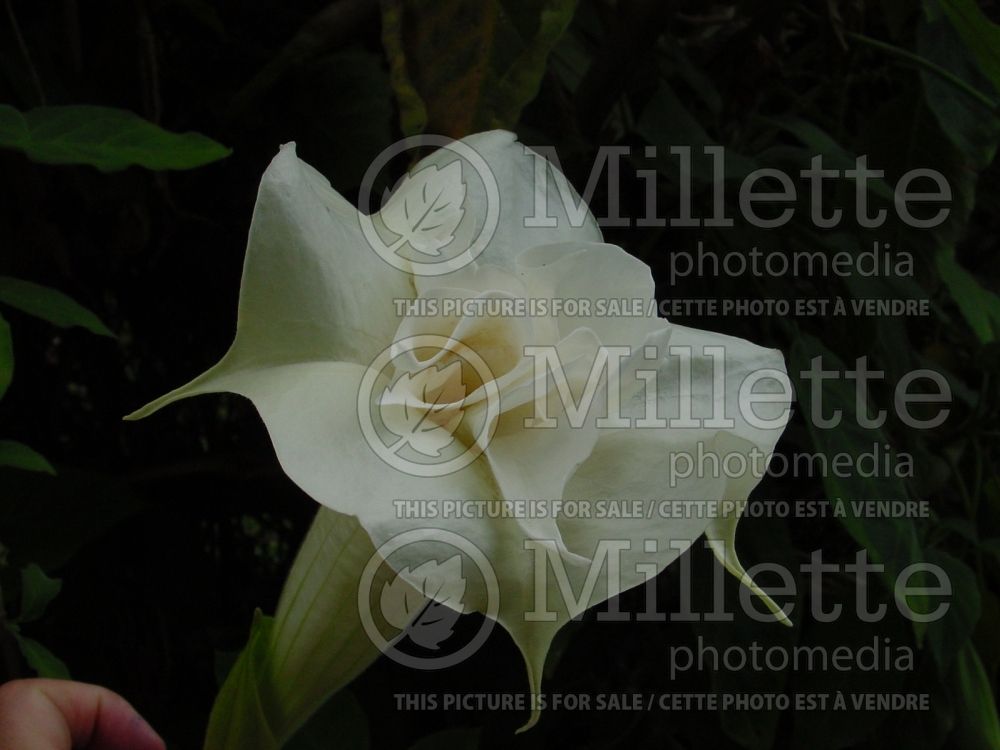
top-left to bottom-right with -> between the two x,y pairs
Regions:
0,678 -> 166,750
129,715 -> 167,750
84,685 -> 165,750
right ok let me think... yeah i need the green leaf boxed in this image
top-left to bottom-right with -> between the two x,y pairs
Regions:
204,509 -> 392,750
935,251 -> 1000,343
787,581 -> 913,750
18,563 -> 62,624
0,440 -> 55,474
870,646 -> 955,748
0,104 -> 231,172
861,88 -> 989,345
861,88 -> 978,264
846,29 -> 997,110
789,335 -> 927,630
918,5 -> 1000,170
1,468 -> 147,570
761,116 -> 894,199
203,611 -> 280,750
947,642 -> 1000,749
285,690 -> 369,750
636,84 -> 758,182
938,0 -> 1000,94
0,276 -> 113,337
973,589 -> 1000,682
380,0 -> 579,137
11,632 -> 71,679
0,312 -> 11,400
922,548 -> 981,670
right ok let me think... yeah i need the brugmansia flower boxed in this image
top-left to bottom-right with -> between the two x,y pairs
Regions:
128,131 -> 791,745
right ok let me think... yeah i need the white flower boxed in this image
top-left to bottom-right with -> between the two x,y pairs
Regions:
128,131 -> 791,735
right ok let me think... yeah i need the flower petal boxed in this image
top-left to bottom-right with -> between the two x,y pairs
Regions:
216,359 -> 615,731
705,499 -> 793,626
395,131 -> 603,295
556,323 -> 792,618
515,241 -> 663,346
126,144 -> 414,420
237,144 -> 413,367
475,327 -> 606,558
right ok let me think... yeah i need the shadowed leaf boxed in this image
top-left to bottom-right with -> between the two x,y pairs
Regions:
0,276 -> 113,337
0,105 -> 231,171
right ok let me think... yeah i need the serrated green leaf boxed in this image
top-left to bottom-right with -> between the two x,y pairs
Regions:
19,563 -> 62,623
12,632 -> 71,679
0,276 -> 113,337
0,104 -> 231,172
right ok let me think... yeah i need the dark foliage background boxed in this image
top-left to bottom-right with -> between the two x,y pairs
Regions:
1,0 -> 999,748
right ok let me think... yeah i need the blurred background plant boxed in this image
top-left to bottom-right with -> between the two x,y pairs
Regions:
1,0 -> 999,748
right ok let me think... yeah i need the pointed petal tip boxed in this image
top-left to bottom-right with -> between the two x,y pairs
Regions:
516,705 -> 541,734
707,516 -> 793,629
121,366 -> 230,423
122,399 -> 167,422
266,142 -> 303,180
743,575 -> 793,627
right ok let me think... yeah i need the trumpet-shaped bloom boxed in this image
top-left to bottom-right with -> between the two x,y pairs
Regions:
128,131 -> 791,734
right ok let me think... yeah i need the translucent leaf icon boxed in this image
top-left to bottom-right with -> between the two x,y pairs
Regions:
380,570 -> 430,632
380,556 -> 467,651
406,600 -> 462,651
381,160 -> 466,257
379,360 -> 465,458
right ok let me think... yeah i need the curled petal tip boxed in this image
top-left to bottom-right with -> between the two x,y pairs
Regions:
707,510 -> 793,628
516,705 -> 542,734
